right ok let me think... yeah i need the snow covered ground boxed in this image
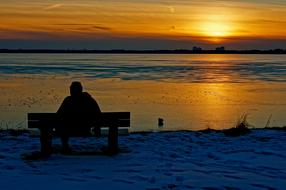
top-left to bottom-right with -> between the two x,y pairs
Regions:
0,129 -> 286,190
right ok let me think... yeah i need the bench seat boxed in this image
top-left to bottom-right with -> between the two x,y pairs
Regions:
27,112 -> 130,154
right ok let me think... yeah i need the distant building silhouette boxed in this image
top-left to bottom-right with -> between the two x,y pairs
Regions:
216,46 -> 225,51
193,46 -> 202,52
273,49 -> 284,53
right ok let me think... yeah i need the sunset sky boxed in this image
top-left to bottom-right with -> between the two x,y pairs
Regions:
1,0 -> 286,49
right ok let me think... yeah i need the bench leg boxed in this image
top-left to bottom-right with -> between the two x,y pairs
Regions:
94,127 -> 101,137
40,127 -> 53,155
108,126 -> 118,154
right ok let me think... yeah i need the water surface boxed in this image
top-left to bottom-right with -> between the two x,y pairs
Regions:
0,54 -> 285,131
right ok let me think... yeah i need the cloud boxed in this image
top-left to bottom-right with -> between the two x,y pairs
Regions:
92,26 -> 111,31
44,4 -> 63,10
55,24 -> 111,31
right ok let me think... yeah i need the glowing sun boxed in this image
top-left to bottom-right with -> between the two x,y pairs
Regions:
200,22 -> 232,38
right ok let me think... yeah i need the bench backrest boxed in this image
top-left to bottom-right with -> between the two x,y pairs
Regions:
28,112 -> 130,129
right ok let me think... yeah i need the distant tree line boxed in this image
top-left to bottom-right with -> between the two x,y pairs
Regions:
0,48 -> 286,54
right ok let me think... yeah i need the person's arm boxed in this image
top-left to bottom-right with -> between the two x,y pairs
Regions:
90,96 -> 101,114
57,97 -> 70,115
84,92 -> 101,114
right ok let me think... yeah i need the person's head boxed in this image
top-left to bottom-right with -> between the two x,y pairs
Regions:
70,81 -> 83,97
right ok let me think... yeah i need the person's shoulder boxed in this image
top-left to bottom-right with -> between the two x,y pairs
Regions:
82,92 -> 97,101
63,96 -> 72,102
82,92 -> 92,98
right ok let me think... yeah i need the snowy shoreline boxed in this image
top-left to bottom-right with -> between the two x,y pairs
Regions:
0,128 -> 286,189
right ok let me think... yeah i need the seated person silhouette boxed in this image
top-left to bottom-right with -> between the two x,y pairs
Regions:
57,81 -> 101,152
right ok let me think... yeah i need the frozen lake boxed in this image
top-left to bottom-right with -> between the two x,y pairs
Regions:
0,53 -> 285,131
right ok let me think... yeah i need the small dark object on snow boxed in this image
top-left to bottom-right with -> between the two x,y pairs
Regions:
158,118 -> 164,127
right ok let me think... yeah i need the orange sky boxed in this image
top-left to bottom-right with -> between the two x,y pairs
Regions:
1,0 -> 286,49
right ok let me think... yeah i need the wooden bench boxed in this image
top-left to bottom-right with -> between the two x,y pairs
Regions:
27,112 -> 130,154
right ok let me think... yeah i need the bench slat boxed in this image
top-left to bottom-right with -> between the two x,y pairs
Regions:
100,119 -> 130,127
28,112 -> 130,128
28,112 -> 130,120
28,113 -> 57,120
28,119 -> 130,128
28,120 -> 58,128
101,112 -> 130,120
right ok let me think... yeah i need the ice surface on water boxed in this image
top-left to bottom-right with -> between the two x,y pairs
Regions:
0,54 -> 285,131
0,54 -> 286,82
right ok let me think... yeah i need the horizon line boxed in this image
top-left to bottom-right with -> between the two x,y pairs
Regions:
1,48 -> 286,54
